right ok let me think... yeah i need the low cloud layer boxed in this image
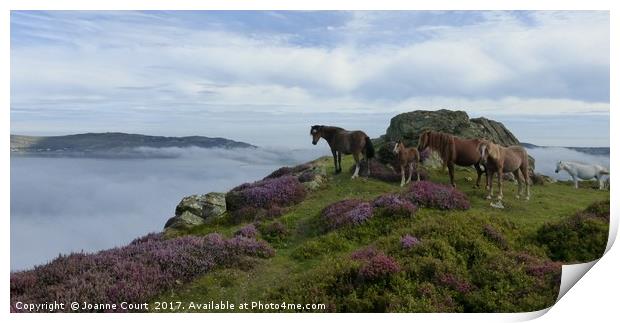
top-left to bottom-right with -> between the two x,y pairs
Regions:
10,147 -> 325,270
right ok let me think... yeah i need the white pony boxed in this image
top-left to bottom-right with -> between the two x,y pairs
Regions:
555,161 -> 609,189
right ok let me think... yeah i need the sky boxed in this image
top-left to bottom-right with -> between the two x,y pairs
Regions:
10,11 -> 610,147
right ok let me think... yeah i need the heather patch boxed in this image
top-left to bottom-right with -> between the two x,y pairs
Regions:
400,234 -> 421,249
10,233 -> 274,312
226,175 -> 306,223
349,247 -> 401,281
373,194 -> 417,217
405,181 -> 470,210
358,253 -> 401,281
235,224 -> 258,239
321,199 -> 374,230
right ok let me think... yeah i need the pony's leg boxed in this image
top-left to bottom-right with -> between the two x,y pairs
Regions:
572,175 -> 578,189
524,167 -> 531,200
351,153 -> 360,179
448,163 -> 456,188
497,167 -> 504,200
400,165 -> 406,187
416,163 -> 420,181
474,163 -> 483,188
337,151 -> 342,173
486,172 -> 494,199
597,175 -> 604,190
406,163 -> 413,184
513,170 -> 522,199
331,149 -> 339,174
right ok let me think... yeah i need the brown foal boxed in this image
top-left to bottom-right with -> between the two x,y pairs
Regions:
392,140 -> 421,187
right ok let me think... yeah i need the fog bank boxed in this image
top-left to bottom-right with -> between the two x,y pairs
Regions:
10,147 -> 325,271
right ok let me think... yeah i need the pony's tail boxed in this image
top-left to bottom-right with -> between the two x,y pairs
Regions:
365,136 -> 375,159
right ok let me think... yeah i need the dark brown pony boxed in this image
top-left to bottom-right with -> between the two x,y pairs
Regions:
392,140 -> 421,186
417,130 -> 485,188
479,140 -> 530,201
310,125 -> 375,179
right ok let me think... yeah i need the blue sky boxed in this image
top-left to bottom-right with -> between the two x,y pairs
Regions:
10,11 -> 610,146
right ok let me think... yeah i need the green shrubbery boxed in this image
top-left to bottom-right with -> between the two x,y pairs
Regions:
537,200 -> 610,262
270,213 -> 562,312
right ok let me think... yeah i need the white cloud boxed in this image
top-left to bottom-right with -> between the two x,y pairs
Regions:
10,11 -> 610,136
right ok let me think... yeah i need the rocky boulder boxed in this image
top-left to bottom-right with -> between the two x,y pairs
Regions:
174,192 -> 226,219
382,109 -> 520,147
164,192 -> 226,230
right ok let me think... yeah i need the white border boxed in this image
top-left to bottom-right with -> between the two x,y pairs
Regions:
1,1 -> 616,322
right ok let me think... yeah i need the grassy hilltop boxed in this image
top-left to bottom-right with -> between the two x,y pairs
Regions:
152,155 -> 609,313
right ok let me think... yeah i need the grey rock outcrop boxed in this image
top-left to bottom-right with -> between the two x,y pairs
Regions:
164,192 -> 226,230
382,109 -> 519,147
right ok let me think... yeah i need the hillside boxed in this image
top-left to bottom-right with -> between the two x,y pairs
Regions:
10,132 -> 255,155
152,156 -> 608,312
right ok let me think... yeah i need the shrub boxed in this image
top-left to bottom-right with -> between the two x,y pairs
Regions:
10,233 -> 274,312
321,199 -> 374,230
298,170 -> 317,183
400,234 -> 421,249
350,246 -> 380,261
435,272 -> 473,293
264,163 -> 313,180
228,206 -> 261,224
258,221 -> 290,243
349,246 -> 401,281
373,194 -> 417,217
584,199 -> 610,221
226,175 -> 306,222
405,181 -> 470,210
482,224 -> 508,250
537,210 -> 608,262
512,252 -> 561,282
264,206 -> 286,219
357,254 -> 401,281
235,224 -> 258,239
348,160 -> 428,183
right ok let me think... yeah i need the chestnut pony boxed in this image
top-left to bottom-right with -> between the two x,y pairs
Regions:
417,130 -> 485,188
392,140 -> 421,186
310,125 -> 375,179
479,140 -> 530,201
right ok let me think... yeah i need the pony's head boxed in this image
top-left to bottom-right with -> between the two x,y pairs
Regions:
310,125 -> 324,145
479,140 -> 500,164
555,161 -> 564,173
392,140 -> 404,155
417,130 -> 431,151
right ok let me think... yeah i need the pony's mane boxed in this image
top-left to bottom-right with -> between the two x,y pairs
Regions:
482,140 -> 501,160
426,131 -> 456,165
